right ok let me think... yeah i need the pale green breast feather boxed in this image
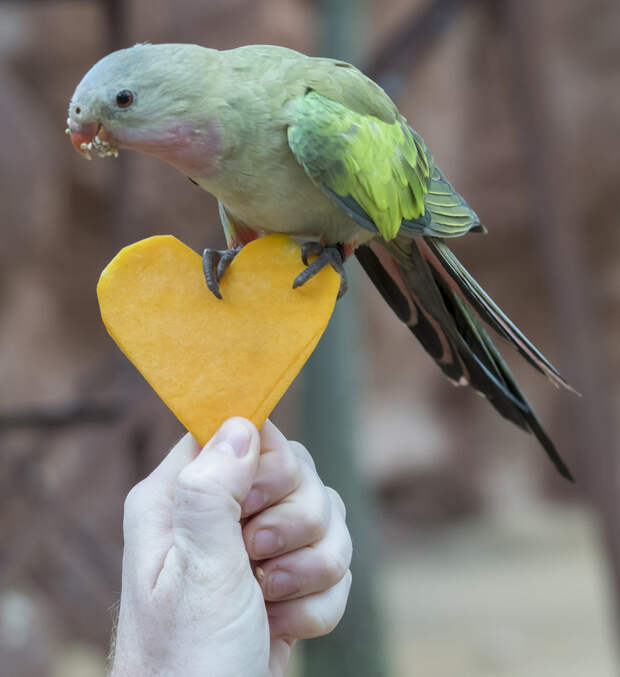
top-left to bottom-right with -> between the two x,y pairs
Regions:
287,90 -> 431,241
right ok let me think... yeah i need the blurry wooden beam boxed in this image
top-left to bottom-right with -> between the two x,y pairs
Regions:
368,0 -> 472,94
0,401 -> 121,432
502,0 -> 620,640
100,0 -> 131,248
0,432 -> 122,592
101,0 -> 127,52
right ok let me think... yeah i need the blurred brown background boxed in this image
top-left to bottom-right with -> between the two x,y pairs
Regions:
1,0 -> 619,675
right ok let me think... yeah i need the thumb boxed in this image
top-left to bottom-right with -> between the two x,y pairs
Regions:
173,417 -> 260,567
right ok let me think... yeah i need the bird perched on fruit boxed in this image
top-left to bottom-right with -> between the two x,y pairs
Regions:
67,42 -> 575,480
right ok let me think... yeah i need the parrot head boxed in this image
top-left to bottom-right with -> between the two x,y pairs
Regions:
66,43 -> 222,173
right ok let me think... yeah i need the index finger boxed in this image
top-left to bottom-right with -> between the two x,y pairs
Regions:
241,420 -> 302,517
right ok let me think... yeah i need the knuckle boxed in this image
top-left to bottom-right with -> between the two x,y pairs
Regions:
326,487 -> 346,519
288,441 -> 316,470
305,599 -> 339,637
340,529 -> 353,576
176,464 -> 203,493
279,444 -> 302,489
123,480 -> 148,517
318,550 -> 348,586
309,571 -> 352,636
175,463 -> 223,497
174,467 -> 233,514
304,506 -> 329,542
122,480 -> 151,533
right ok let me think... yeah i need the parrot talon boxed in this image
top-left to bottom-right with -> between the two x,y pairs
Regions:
300,241 -> 325,267
202,246 -> 242,299
216,246 -> 242,280
294,243 -> 348,299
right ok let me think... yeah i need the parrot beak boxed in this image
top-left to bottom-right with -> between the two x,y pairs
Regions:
67,122 -> 99,155
66,120 -> 119,160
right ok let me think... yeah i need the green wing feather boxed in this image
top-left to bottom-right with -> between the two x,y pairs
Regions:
287,89 -> 484,241
287,90 -> 430,240
409,130 -> 486,237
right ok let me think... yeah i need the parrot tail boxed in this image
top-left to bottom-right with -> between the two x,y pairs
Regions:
355,235 -> 574,481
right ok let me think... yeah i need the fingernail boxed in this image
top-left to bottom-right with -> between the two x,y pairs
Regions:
253,528 -> 282,558
213,419 -> 250,458
243,488 -> 268,515
267,570 -> 299,599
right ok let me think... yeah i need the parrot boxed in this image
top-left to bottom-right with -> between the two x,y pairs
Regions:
67,42 -> 575,480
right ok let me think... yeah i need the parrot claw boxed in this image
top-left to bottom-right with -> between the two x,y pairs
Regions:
294,242 -> 348,299
202,246 -> 242,299
300,241 -> 325,267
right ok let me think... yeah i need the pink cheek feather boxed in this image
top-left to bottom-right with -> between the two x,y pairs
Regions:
118,120 -> 222,177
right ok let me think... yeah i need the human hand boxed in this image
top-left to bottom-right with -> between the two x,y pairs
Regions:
110,417 -> 352,677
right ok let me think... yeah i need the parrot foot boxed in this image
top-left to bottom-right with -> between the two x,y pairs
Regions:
202,246 -> 242,299
294,242 -> 348,299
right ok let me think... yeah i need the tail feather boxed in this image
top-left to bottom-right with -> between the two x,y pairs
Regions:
436,276 -> 573,481
423,237 -> 574,392
355,239 -> 530,423
355,236 -> 574,481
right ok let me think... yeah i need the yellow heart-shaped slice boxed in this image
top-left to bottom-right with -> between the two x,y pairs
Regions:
97,234 -> 339,446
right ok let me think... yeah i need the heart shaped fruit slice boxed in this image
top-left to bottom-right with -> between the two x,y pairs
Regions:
97,234 -> 339,446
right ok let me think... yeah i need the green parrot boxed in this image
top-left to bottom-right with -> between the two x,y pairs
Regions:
67,43 -> 574,480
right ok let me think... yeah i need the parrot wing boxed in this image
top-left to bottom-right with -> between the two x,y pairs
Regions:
286,59 -> 572,479
287,89 -> 430,241
410,128 -> 487,237
287,87 -> 483,240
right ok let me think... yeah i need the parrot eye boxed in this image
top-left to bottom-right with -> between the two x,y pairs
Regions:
116,90 -> 134,108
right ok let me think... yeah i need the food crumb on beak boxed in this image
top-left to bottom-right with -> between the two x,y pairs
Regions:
92,134 -> 119,159
66,120 -> 119,160
80,141 -> 93,160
